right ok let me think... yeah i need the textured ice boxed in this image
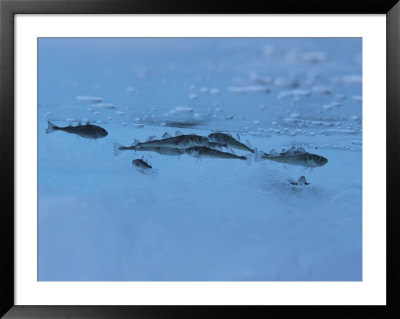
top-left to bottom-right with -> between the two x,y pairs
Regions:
228,86 -> 270,94
38,38 -> 362,281
76,96 -> 102,102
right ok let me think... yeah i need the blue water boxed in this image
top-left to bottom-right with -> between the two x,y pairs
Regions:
38,38 -> 362,281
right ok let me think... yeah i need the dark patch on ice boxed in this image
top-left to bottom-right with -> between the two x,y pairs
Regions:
164,120 -> 208,128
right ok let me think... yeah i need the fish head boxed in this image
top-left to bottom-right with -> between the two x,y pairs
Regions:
309,154 -> 328,167
189,135 -> 208,146
95,127 -> 108,138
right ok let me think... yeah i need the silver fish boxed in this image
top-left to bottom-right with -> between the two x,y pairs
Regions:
208,132 -> 254,153
46,121 -> 108,139
113,143 -> 185,156
186,147 -> 247,160
135,134 -> 209,149
261,152 -> 328,168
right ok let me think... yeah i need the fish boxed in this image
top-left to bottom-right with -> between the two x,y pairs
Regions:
133,134 -> 209,149
46,121 -> 108,139
185,147 -> 248,161
132,158 -> 158,175
208,132 -> 254,153
261,152 -> 328,168
113,142 -> 186,156
132,159 -> 152,169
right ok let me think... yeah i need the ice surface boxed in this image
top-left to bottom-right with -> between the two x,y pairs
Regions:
38,38 -> 362,281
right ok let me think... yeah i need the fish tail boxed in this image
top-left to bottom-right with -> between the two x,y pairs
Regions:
46,121 -> 57,134
132,138 -> 140,146
253,148 -> 264,162
113,142 -> 123,156
242,154 -> 252,166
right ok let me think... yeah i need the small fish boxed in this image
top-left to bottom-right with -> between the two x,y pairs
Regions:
113,142 -> 185,156
208,132 -> 254,153
46,121 -> 108,139
186,147 -> 247,161
132,159 -> 152,169
261,152 -> 328,168
134,134 -> 209,149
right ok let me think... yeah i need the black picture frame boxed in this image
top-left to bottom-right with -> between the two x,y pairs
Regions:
1,0 -> 399,318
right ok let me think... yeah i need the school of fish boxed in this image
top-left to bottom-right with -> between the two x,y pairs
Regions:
45,120 -> 328,175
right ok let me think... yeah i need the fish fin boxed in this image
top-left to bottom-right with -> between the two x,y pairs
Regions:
46,121 -> 57,134
298,176 -> 307,184
175,130 -> 183,136
245,139 -> 253,148
113,142 -> 123,156
162,132 -> 171,139
253,148 -> 265,162
132,138 -> 140,146
236,133 -> 241,141
297,147 -> 306,154
143,157 -> 150,165
147,135 -> 156,141
269,148 -> 278,155
229,147 -> 235,154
